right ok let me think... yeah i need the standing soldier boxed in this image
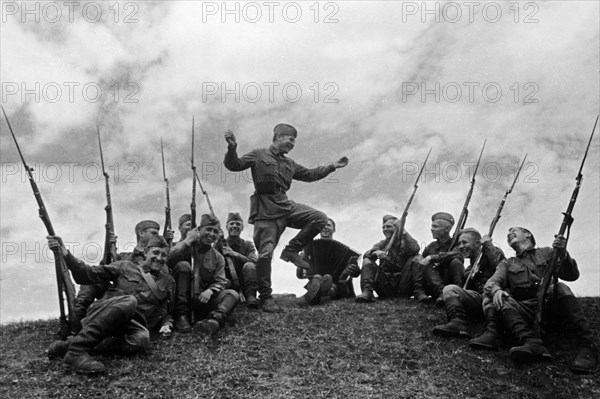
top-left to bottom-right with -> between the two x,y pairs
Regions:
421,212 -> 465,304
432,228 -> 505,343
223,124 -> 348,312
220,212 -> 259,308
168,214 -> 239,334
46,235 -> 175,374
355,215 -> 424,302
484,227 -> 597,373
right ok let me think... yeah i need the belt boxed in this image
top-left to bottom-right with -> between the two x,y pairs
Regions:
255,187 -> 286,195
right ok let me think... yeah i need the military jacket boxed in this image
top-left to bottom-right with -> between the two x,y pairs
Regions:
65,252 -> 174,330
364,231 -> 421,272
422,237 -> 464,265
224,145 -> 336,222
484,247 -> 579,301
225,236 -> 258,265
168,241 -> 227,295
464,241 -> 505,293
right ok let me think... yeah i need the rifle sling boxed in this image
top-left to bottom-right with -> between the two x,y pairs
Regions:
136,265 -> 165,303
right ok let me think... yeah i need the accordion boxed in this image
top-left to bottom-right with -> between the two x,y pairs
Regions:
303,238 -> 360,282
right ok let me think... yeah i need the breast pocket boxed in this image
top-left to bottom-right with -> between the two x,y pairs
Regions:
120,269 -> 143,293
507,265 -> 530,289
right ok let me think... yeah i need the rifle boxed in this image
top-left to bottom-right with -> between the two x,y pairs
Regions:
384,148 -> 432,257
191,117 -> 197,229
2,106 -> 76,339
448,140 -> 486,250
534,115 -> 598,335
160,138 -> 172,246
97,127 -> 118,265
463,154 -> 527,290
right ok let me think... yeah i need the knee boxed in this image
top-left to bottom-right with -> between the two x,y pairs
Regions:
313,212 -> 328,230
221,289 -> 239,302
115,295 -> 138,318
242,262 -> 256,273
552,282 -> 574,299
257,244 -> 275,260
442,284 -> 461,299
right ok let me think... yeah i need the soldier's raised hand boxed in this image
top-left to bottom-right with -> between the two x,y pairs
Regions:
47,235 -> 68,256
164,229 -> 175,242
552,234 -> 567,256
333,156 -> 349,169
224,130 -> 237,149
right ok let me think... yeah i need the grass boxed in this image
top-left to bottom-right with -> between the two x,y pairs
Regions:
1,296 -> 598,398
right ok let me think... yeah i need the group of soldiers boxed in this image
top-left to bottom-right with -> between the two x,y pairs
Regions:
44,123 -> 596,376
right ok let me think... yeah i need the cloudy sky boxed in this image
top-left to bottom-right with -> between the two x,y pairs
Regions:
1,1 -> 598,323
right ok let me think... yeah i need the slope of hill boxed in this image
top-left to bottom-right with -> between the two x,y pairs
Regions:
1,296 -> 598,398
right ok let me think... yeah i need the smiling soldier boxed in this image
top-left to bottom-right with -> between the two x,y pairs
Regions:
223,123 -> 348,312
46,235 -> 175,374
167,214 -> 239,335
220,212 -> 259,308
432,228 -> 505,345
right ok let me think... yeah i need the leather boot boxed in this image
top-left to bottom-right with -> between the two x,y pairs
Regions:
280,248 -> 310,270
570,347 -> 598,374
303,275 -> 322,305
432,297 -> 471,338
47,337 -> 72,359
320,274 -> 333,303
64,298 -> 134,374
260,297 -> 280,313
469,308 -> 502,350
175,315 -> 192,333
558,295 -> 598,373
502,308 -> 551,363
356,289 -> 374,303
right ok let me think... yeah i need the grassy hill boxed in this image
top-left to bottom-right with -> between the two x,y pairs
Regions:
1,296 -> 598,399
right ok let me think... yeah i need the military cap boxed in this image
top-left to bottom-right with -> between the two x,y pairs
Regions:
515,226 -> 536,246
327,218 -> 336,230
459,227 -> 481,241
273,123 -> 297,138
146,235 -> 169,249
178,214 -> 192,227
227,212 -> 243,223
431,212 -> 455,226
382,214 -> 398,224
135,220 -> 160,235
199,213 -> 220,228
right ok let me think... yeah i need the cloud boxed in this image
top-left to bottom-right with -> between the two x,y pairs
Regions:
1,1 -> 598,322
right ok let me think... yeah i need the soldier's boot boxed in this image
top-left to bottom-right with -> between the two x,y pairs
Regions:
281,227 -> 322,270
302,275 -> 323,305
319,274 -> 333,304
47,337 -> 73,360
172,261 -> 193,332
197,290 -> 239,335
502,308 -> 551,363
356,276 -> 375,302
260,297 -> 281,313
469,308 -> 502,351
280,248 -> 310,270
175,315 -> 192,334
64,299 -> 134,374
411,257 -> 428,303
558,295 -> 598,374
244,290 -> 259,309
432,297 -> 471,338
300,274 -> 322,305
